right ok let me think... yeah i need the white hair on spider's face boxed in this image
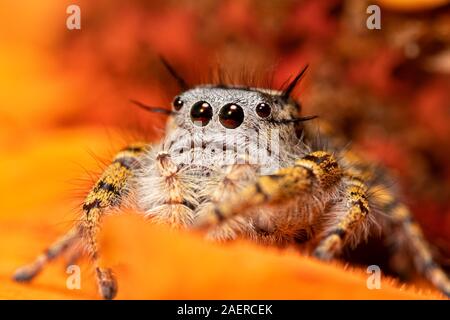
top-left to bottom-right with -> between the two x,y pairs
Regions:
162,85 -> 311,173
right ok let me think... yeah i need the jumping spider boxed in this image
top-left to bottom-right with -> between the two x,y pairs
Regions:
13,63 -> 450,299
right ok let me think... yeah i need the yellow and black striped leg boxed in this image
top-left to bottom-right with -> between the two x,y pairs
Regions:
79,143 -> 147,299
65,241 -> 83,268
386,200 -> 450,297
13,143 -> 148,300
313,178 -> 370,260
195,151 -> 343,229
13,226 -> 80,282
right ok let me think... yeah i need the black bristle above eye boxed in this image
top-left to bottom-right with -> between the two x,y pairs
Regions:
159,56 -> 188,90
129,99 -> 176,116
268,115 -> 318,125
281,65 -> 309,100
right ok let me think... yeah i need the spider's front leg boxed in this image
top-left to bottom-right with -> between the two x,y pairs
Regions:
372,188 -> 450,297
195,151 -> 342,225
13,226 -> 80,282
13,143 -> 148,299
195,151 -> 371,261
312,176 -> 370,260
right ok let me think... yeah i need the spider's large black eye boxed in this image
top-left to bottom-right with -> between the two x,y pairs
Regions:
219,103 -> 244,129
172,96 -> 184,110
190,101 -> 213,126
256,102 -> 271,118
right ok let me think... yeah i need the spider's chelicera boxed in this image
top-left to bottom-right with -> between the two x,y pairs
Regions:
13,62 -> 450,300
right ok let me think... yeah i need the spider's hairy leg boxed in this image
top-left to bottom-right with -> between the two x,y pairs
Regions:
312,175 -> 370,260
310,149 -> 375,260
195,151 -> 343,228
13,226 -> 80,282
373,189 -> 450,297
13,142 -> 148,300
64,241 -> 83,268
80,142 -> 147,299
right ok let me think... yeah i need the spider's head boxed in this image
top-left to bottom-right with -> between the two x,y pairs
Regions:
135,60 -> 317,171
163,85 -> 315,171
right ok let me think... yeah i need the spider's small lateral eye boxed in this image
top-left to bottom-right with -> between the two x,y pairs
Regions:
172,96 -> 184,111
219,103 -> 244,129
255,102 -> 271,118
190,101 -> 213,126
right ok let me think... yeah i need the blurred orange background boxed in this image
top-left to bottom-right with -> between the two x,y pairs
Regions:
0,0 -> 449,299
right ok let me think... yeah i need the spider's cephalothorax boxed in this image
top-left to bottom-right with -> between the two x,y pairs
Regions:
13,64 -> 450,299
137,85 -> 315,233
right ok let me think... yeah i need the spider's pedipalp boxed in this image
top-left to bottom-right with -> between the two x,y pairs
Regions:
139,150 -> 199,227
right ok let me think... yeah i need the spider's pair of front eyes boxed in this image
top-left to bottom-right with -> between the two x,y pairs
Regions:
173,97 -> 271,129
